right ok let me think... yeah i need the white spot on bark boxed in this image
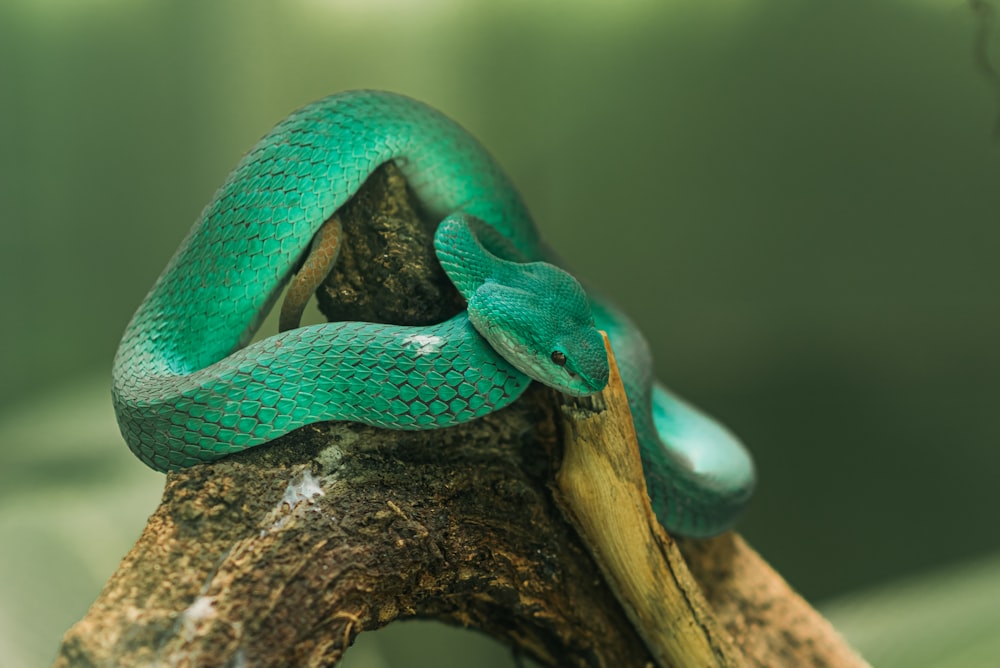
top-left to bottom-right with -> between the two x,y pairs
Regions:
281,469 -> 324,508
260,468 -> 326,535
180,595 -> 217,640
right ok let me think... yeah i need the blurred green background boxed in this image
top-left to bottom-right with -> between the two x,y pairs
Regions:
1,0 -> 998,666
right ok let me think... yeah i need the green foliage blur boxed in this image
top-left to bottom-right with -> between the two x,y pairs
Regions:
0,0 -> 997,665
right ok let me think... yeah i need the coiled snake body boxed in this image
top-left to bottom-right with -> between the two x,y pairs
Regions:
112,90 -> 754,537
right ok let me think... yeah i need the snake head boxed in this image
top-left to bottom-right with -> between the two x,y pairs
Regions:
467,263 -> 609,397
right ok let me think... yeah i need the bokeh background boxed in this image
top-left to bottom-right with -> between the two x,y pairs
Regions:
1,0 -> 998,666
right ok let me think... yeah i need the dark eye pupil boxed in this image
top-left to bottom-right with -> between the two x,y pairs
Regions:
551,351 -> 567,366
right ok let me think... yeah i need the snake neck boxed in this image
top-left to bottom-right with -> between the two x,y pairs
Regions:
434,214 -> 609,397
433,214 -> 502,298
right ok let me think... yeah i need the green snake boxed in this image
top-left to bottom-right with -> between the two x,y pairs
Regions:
112,90 -> 754,537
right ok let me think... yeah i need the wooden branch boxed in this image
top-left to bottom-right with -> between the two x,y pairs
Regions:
55,384 -> 656,667
553,333 -> 744,667
553,335 -> 870,668
56,162 -> 869,667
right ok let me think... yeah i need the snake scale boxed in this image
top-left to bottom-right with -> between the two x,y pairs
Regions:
112,90 -> 754,537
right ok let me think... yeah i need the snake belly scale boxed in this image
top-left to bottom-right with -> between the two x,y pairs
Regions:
112,90 -> 754,537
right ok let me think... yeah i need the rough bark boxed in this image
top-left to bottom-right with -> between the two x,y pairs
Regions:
55,163 -> 868,667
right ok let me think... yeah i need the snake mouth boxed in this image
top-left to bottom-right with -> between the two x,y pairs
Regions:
481,330 -> 590,396
557,368 -> 605,397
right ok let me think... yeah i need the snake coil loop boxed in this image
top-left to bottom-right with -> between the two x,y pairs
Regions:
112,90 -> 754,537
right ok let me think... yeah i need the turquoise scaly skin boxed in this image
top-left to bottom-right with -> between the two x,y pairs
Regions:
112,90 -> 754,537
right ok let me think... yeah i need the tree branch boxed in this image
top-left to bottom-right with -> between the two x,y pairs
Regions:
554,333 -> 868,667
56,163 -> 868,667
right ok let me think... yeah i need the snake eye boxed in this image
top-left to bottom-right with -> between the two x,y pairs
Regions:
551,350 -> 567,367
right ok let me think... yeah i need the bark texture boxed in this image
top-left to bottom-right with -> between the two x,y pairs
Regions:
56,163 -> 868,667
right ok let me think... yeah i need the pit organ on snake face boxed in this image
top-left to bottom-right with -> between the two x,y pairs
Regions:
112,90 -> 755,537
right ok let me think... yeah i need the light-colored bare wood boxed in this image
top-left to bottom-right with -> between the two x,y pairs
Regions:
553,332 -> 870,668
554,332 -> 744,667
